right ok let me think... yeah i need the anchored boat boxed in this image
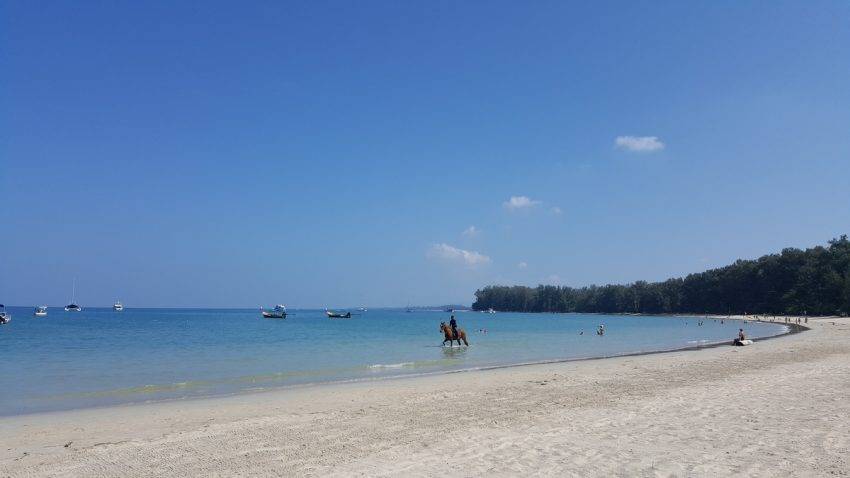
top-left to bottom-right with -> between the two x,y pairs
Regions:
326,310 -> 351,319
65,279 -> 82,312
262,305 -> 287,319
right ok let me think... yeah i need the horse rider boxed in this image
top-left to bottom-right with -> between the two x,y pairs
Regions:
450,315 -> 459,340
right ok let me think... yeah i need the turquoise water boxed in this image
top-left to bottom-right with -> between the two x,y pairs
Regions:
0,307 -> 788,415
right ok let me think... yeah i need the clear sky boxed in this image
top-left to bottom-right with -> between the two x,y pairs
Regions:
2,1 -> 849,308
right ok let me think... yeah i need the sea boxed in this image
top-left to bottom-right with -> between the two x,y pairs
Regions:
0,307 -> 789,416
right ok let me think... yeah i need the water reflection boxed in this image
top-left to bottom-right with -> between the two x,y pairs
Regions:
441,345 -> 468,359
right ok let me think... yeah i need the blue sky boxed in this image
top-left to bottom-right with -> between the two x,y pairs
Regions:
2,1 -> 849,308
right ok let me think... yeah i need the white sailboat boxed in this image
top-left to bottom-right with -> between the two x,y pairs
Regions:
65,279 -> 82,312
113,300 -> 124,311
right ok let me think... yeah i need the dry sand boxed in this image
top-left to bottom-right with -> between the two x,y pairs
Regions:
2,316 -> 848,477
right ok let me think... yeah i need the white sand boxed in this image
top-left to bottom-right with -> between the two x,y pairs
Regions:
2,317 -> 848,477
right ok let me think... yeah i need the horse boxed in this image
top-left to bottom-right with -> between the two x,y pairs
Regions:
440,322 -> 469,346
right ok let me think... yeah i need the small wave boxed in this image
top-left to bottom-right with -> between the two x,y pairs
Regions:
368,362 -> 415,369
367,358 -> 462,370
51,380 -> 207,399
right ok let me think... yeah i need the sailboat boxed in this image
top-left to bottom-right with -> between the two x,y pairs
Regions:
113,300 -> 124,311
65,279 -> 82,312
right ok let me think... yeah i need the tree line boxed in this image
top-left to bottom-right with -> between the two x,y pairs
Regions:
472,236 -> 850,316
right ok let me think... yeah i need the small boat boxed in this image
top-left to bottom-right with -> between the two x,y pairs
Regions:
34,305 -> 48,317
0,304 -> 11,324
326,310 -> 351,319
358,307 -> 368,312
487,308 -> 496,314
65,279 -> 82,312
113,301 -> 124,311
262,304 -> 287,319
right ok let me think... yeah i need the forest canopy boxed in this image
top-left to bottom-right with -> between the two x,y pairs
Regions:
472,236 -> 850,316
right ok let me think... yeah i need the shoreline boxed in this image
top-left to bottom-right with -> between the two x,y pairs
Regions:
3,317 -> 846,476
1,314 -> 795,419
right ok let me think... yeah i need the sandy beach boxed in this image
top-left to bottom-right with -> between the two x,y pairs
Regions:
2,316 -> 848,477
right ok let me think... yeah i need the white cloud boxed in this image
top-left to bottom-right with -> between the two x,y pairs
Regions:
517,261 -> 528,269
503,196 -> 541,210
462,225 -> 480,238
614,135 -> 665,153
550,206 -> 563,216
428,243 -> 491,267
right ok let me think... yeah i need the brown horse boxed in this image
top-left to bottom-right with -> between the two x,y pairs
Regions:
440,322 -> 469,346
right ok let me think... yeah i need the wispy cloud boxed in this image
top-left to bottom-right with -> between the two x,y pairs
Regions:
614,136 -> 665,153
462,225 -> 480,238
517,261 -> 528,269
550,206 -> 563,216
428,243 -> 491,267
503,196 -> 541,210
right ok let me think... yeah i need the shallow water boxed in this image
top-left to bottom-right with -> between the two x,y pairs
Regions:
0,307 -> 788,415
